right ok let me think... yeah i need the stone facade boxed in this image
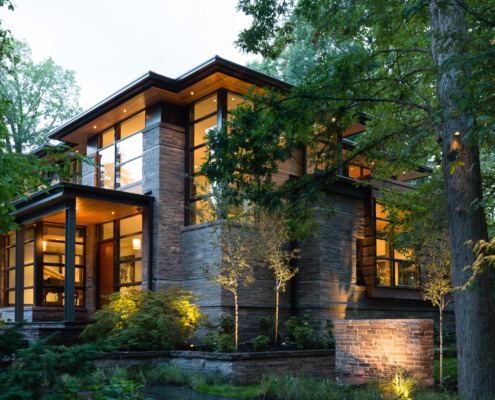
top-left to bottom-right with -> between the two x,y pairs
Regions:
142,121 -> 185,290
334,319 -> 434,386
180,222 -> 293,342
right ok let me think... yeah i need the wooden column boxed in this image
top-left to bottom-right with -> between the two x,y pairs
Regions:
64,198 -> 76,322
14,227 -> 25,322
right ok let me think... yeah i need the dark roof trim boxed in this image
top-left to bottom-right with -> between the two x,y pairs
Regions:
48,56 -> 291,141
11,182 -> 154,219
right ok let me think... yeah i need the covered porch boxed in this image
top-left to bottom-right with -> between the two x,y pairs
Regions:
2,182 -> 153,323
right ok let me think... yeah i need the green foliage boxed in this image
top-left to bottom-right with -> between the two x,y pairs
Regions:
201,332 -> 236,353
381,368 -> 415,400
0,39 -> 81,153
219,313 -> 235,336
253,335 -> 270,352
0,324 -> 26,360
80,288 -> 203,351
283,314 -> 310,339
283,314 -> 319,349
293,325 -> 315,350
87,377 -> 147,400
259,316 -> 275,337
0,340 -> 96,399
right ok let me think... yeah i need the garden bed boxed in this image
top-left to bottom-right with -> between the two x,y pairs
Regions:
94,349 -> 336,385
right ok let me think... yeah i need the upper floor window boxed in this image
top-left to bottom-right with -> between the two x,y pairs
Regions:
188,91 -> 245,224
98,112 -> 145,190
374,202 -> 418,288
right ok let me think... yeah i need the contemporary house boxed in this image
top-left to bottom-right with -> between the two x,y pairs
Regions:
0,57 -> 446,338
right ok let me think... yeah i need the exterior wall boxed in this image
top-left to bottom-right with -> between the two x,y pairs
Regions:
181,223 -> 292,342
142,121 -> 185,290
296,191 -> 454,333
334,319 -> 434,386
296,193 -> 367,331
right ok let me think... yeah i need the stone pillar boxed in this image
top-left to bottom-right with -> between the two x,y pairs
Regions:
142,121 -> 185,289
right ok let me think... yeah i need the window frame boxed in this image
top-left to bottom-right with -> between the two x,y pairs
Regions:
373,200 -> 418,288
97,111 -> 145,190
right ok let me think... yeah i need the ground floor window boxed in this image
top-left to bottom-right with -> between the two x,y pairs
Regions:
98,214 -> 143,295
3,223 -> 86,307
375,202 -> 418,288
42,224 -> 85,306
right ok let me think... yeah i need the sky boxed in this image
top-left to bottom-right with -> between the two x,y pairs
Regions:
0,0 -> 260,109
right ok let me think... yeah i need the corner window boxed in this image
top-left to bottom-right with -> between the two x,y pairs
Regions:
97,112 -> 145,190
375,202 -> 418,287
188,91 -> 246,225
42,224 -> 86,306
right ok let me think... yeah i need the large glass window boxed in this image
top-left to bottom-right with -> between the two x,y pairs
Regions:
42,224 -> 85,306
97,214 -> 143,292
375,202 -> 418,287
118,215 -> 143,291
98,112 -> 145,190
23,228 -> 35,305
189,91 -> 246,224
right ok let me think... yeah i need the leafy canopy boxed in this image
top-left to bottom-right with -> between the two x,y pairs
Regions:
0,39 -> 82,153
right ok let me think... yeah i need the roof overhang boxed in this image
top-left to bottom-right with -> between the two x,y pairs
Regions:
11,182 -> 154,226
48,56 -> 291,147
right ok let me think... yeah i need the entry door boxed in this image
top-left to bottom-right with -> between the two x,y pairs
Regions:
98,241 -> 114,308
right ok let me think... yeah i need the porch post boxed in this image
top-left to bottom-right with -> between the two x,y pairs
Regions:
64,198 -> 76,322
14,227 -> 25,322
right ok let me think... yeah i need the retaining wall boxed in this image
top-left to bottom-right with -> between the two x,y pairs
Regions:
94,349 -> 336,385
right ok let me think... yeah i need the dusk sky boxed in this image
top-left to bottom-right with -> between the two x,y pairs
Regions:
0,0 -> 259,109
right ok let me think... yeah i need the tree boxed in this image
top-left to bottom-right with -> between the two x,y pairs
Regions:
0,39 -> 82,153
204,0 -> 495,396
0,2 -> 86,233
199,187 -> 256,350
257,214 -> 299,343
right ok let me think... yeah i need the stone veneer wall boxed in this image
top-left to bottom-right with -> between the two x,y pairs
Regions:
94,349 -> 335,385
180,222 -> 293,342
334,319 -> 434,386
142,121 -> 185,290
296,194 -> 367,331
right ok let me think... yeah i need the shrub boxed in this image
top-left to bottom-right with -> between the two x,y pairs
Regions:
218,313 -> 235,336
0,324 -> 27,361
202,332 -> 236,353
380,368 -> 415,400
293,325 -> 315,349
217,333 -> 236,353
283,314 -> 310,340
259,316 -> 275,338
253,335 -> 270,352
0,340 -> 96,399
81,287 -> 203,351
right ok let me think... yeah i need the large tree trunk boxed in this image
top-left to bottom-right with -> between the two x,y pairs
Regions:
430,1 -> 495,397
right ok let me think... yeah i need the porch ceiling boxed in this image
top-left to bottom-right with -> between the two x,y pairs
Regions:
39,198 -> 144,226
12,182 -> 153,227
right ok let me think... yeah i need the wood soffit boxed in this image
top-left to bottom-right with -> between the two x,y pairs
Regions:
49,57 -> 291,147
12,183 -> 153,226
